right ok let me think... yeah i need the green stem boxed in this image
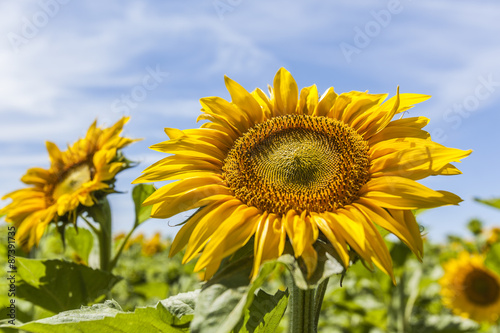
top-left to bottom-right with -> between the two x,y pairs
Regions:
86,198 -> 112,272
398,273 -> 408,333
313,279 -> 329,329
109,223 -> 138,271
80,214 -> 100,235
288,277 -> 328,333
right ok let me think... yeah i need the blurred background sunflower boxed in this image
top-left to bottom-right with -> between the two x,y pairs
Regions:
0,117 -> 136,251
440,252 -> 500,324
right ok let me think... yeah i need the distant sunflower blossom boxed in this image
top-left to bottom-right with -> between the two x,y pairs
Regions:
134,68 -> 471,281
440,252 -> 500,323
1,117 -> 137,251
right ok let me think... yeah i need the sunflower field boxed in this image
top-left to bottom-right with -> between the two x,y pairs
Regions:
1,69 -> 499,333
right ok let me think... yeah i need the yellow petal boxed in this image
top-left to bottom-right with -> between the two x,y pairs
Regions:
200,96 -> 251,134
313,87 -> 337,117
225,76 -> 264,124
195,207 -> 261,272
273,68 -> 298,116
150,189 -> 232,219
311,213 -> 350,268
183,199 -> 242,262
142,175 -> 224,206
297,85 -> 319,115
361,176 -> 463,209
371,146 -> 472,180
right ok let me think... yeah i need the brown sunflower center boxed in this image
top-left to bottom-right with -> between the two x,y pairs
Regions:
463,268 -> 500,306
222,115 -> 370,214
52,164 -> 92,200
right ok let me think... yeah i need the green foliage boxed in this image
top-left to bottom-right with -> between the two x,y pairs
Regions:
0,297 -> 195,333
475,197 -> 500,210
236,289 -> 289,333
15,258 -> 121,313
64,226 -> 94,264
485,242 -> 500,276
132,184 -> 156,226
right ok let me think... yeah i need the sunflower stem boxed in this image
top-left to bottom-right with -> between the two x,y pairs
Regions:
288,277 -> 327,333
87,198 -> 113,272
109,223 -> 138,271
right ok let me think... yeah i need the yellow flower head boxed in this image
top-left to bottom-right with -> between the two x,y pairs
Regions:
1,117 -> 137,251
440,252 -> 500,323
141,232 -> 165,257
134,68 -> 471,281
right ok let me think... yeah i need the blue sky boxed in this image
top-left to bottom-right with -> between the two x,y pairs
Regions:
1,0 -> 499,242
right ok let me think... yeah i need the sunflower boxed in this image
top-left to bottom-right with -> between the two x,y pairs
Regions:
1,117 -> 136,251
440,252 -> 500,323
134,68 -> 470,281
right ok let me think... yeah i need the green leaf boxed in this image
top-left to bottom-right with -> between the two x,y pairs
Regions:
236,289 -> 288,333
134,282 -> 169,300
16,258 -> 121,313
474,197 -> 500,210
65,226 -> 94,264
485,242 -> 500,276
190,255 -> 280,333
0,298 -> 195,333
132,184 -> 156,225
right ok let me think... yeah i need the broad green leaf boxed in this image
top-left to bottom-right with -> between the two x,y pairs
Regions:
0,298 -> 194,333
65,226 -> 94,264
485,242 -> 500,276
16,258 -> 121,313
236,289 -> 288,333
474,197 -> 500,210
190,255 -> 279,333
191,239 -> 343,333
132,184 -> 156,225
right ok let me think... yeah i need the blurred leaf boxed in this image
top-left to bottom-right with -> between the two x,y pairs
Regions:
134,282 -> 169,300
412,314 -> 478,332
236,289 -> 288,333
16,258 -> 121,313
466,219 -> 483,236
65,226 -> 94,264
132,184 -> 156,225
475,197 -> 500,210
0,298 -> 194,333
485,242 -> 500,276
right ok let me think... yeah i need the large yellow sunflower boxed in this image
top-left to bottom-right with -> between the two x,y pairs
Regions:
440,252 -> 500,323
1,117 -> 137,251
134,68 -> 470,281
